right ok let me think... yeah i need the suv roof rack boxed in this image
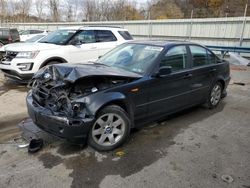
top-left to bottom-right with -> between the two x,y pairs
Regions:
86,25 -> 121,28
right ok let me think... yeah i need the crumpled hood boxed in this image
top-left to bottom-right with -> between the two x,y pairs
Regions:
34,63 -> 142,83
3,42 -> 59,52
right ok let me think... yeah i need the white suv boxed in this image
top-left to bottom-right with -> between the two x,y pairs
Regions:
0,26 -> 133,82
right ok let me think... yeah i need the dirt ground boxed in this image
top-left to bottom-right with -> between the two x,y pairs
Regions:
0,65 -> 249,188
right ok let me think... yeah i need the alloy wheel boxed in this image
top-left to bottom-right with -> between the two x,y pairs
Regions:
92,113 -> 125,147
210,84 -> 222,106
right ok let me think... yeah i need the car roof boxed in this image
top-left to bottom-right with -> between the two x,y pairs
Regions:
127,40 -> 202,47
58,26 -> 128,31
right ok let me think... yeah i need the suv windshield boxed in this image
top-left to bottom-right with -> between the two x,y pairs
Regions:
96,43 -> 164,75
39,29 -> 76,45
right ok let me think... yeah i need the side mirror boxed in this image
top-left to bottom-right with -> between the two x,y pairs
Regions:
70,38 -> 81,46
156,66 -> 172,77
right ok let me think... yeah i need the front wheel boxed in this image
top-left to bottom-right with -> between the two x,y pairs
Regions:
205,82 -> 223,109
88,105 -> 131,151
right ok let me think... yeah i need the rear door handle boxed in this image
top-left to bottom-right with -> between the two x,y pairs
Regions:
90,46 -> 97,49
182,73 -> 193,79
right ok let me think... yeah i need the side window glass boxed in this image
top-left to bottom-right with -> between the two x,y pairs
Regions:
21,30 -> 29,35
96,30 -> 117,42
207,50 -> 216,64
160,46 -> 187,72
190,45 -> 211,67
74,30 -> 96,44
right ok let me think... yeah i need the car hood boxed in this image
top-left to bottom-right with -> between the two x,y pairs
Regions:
34,63 -> 142,83
3,42 -> 60,52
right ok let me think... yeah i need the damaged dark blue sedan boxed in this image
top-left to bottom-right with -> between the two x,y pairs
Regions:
26,41 -> 230,151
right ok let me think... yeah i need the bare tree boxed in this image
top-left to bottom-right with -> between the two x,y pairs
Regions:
35,0 -> 45,19
82,0 -> 97,21
7,0 -> 21,22
49,0 -> 60,22
20,0 -> 32,22
0,0 -> 7,17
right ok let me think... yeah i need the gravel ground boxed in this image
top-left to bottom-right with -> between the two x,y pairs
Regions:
0,65 -> 249,188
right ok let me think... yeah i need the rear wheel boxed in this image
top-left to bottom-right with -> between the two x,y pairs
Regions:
88,105 -> 131,151
205,82 -> 223,109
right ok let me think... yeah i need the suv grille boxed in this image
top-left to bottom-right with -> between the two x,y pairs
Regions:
1,51 -> 18,61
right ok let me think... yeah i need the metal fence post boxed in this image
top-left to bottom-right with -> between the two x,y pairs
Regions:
188,10 -> 193,41
239,3 -> 248,46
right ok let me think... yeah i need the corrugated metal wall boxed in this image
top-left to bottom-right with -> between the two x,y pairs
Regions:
1,17 -> 249,47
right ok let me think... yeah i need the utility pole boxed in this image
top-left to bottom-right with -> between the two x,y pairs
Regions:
188,10 -> 193,41
239,1 -> 248,46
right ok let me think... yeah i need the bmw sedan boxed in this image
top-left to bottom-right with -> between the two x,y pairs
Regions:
26,41 -> 230,151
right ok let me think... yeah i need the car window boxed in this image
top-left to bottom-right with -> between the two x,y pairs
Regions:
160,45 -> 187,72
207,50 -> 217,64
118,31 -> 133,40
30,30 -> 43,34
190,45 -> 214,67
97,43 -> 163,75
20,30 -> 30,35
39,29 -> 76,45
10,29 -> 19,39
73,30 -> 96,44
0,30 -> 9,37
95,30 -> 117,42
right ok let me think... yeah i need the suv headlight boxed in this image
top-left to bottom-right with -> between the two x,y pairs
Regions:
16,51 -> 39,59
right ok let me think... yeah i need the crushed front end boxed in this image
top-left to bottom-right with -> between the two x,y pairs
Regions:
26,64 -> 138,143
26,78 -> 95,143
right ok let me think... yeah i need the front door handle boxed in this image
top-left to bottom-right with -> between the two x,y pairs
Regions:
90,46 -> 97,49
182,73 -> 193,79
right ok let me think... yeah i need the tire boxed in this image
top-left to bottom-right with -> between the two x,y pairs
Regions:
88,105 -> 131,151
205,82 -> 223,109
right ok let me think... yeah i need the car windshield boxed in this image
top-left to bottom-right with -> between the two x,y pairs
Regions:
39,29 -> 76,45
96,43 -> 164,75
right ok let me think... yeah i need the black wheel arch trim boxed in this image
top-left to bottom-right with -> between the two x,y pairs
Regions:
85,92 -> 135,126
40,57 -> 67,68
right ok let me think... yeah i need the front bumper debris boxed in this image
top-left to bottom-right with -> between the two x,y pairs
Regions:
26,92 -> 94,143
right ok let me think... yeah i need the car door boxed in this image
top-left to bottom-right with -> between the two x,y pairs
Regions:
187,45 -> 218,104
95,30 -> 118,56
147,45 -> 194,119
67,30 -> 99,63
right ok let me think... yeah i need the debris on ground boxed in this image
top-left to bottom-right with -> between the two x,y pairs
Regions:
115,150 -> 125,157
28,139 -> 44,153
221,174 -> 234,183
229,53 -> 250,66
233,82 -> 246,86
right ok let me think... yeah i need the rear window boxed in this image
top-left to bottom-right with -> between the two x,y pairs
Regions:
118,31 -> 133,40
95,30 -> 117,42
10,29 -> 19,38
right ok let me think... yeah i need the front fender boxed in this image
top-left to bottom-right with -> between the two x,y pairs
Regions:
89,92 -> 127,115
75,92 -> 130,117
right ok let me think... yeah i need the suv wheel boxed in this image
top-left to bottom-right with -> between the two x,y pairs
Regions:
88,105 -> 131,151
206,82 -> 223,109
